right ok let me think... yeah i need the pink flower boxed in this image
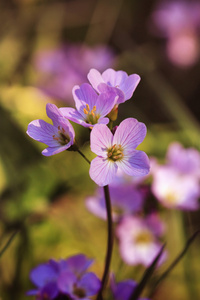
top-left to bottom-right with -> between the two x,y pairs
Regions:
27,103 -> 75,156
87,68 -> 141,105
89,118 -> 150,186
116,215 -> 166,267
151,142 -> 200,210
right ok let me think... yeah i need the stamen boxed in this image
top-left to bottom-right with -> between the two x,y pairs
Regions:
83,108 -> 88,114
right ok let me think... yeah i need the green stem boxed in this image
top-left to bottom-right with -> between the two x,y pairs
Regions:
77,149 -> 91,165
0,231 -> 18,258
97,185 -> 113,300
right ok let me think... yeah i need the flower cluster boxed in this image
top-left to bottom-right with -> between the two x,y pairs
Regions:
27,68 -> 150,187
27,254 -> 101,300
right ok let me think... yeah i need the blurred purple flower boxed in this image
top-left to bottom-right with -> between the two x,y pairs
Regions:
87,68 -> 141,105
34,44 -> 115,103
150,1 -> 200,67
167,142 -> 200,178
59,83 -> 117,128
27,254 -> 100,300
89,118 -> 150,186
27,103 -> 75,156
86,184 -> 145,222
111,276 -> 150,300
116,214 -> 166,267
151,142 -> 200,210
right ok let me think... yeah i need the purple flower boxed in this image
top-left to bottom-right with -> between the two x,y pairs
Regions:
59,83 -> 117,128
166,142 -> 200,179
87,68 -> 141,105
27,103 -> 75,156
89,118 -> 150,186
151,142 -> 200,210
116,215 -> 166,267
33,44 -> 115,104
111,275 -> 150,300
86,184 -> 145,222
27,254 -> 101,300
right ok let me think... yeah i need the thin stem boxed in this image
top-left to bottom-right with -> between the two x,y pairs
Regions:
0,231 -> 18,258
77,149 -> 91,165
97,185 -> 113,300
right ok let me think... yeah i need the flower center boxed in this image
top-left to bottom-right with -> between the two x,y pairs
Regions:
83,104 -> 100,124
107,144 -> 124,161
53,126 -> 70,145
135,230 -> 153,244
165,191 -> 177,205
73,285 -> 86,298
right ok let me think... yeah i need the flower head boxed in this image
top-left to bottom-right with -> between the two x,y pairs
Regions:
151,142 -> 200,210
116,215 -> 166,267
89,118 -> 150,186
27,103 -> 75,156
27,254 -> 101,300
59,83 -> 117,128
87,68 -> 141,105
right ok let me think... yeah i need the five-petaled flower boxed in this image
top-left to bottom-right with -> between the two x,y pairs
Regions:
89,118 -> 150,186
59,83 -> 117,128
87,68 -> 141,105
27,103 -> 75,156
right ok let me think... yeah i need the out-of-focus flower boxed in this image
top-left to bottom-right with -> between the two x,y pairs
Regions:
59,83 -> 117,128
89,118 -> 150,186
86,183 -> 145,222
87,68 -> 141,105
27,254 -> 101,300
27,103 -> 75,156
111,276 -> 150,300
116,214 -> 166,266
167,142 -> 200,179
34,44 -> 115,103
151,142 -> 200,210
150,1 -> 200,67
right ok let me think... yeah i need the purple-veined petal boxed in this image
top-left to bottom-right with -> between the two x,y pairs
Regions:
117,151 -> 150,177
113,118 -> 147,153
90,124 -> 113,156
40,282 -> 59,299
120,74 -> 141,100
95,91 -> 117,116
27,119 -> 59,147
60,107 -> 93,128
77,272 -> 101,296
30,264 -> 58,288
42,144 -> 72,156
57,271 -> 77,294
46,103 -> 63,127
97,83 -> 124,105
89,156 -> 118,186
66,254 -> 94,276
87,69 -> 104,92
102,69 -> 128,87
72,83 -> 98,114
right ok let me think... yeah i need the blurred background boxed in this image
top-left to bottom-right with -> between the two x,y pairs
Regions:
0,0 -> 200,299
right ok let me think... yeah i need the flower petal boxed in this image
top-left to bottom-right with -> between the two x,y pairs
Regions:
117,150 -> 150,177
66,254 -> 94,276
89,156 -> 118,186
46,103 -> 63,127
120,74 -> 141,100
27,119 -> 58,147
87,68 -> 104,92
102,69 -> 128,87
72,83 -> 98,114
90,124 -> 113,156
30,264 -> 58,288
113,118 -> 147,153
95,91 -> 118,116
42,144 -> 72,156
77,272 -> 101,296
